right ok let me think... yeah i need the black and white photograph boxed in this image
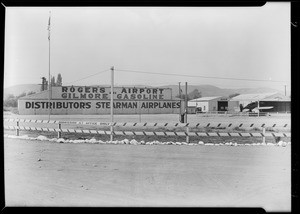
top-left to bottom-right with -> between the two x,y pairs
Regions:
3,3 -> 292,211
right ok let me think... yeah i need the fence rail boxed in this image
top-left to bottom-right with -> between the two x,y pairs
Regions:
3,118 -> 291,143
4,125 -> 291,138
3,119 -> 290,129
196,111 -> 271,117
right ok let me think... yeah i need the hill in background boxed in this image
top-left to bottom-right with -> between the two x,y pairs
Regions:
161,85 -> 284,98
4,84 -> 41,98
4,83 -> 284,99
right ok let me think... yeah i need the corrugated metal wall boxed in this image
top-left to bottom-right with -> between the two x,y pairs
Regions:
260,101 -> 291,112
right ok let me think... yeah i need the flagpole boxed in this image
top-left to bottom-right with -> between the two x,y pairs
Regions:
48,11 -> 51,120
110,66 -> 114,142
178,82 -> 181,116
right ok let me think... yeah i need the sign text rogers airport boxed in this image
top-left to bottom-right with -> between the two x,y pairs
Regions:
18,86 -> 179,114
58,86 -> 169,100
25,101 -> 180,109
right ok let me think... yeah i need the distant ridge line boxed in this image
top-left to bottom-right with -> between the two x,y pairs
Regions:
4,83 -> 285,98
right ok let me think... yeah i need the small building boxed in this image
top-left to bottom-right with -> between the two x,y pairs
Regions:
188,96 -> 229,113
228,92 -> 291,113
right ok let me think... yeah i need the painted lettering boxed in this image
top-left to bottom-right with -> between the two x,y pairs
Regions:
70,87 -> 75,92
78,87 -> 83,93
85,87 -> 90,93
25,102 -> 31,108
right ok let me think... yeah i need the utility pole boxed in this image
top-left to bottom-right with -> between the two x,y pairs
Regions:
48,11 -> 51,120
139,101 -> 141,122
185,82 -> 189,142
185,82 -> 188,123
178,82 -> 182,116
110,66 -> 114,142
284,85 -> 286,96
257,100 -> 260,117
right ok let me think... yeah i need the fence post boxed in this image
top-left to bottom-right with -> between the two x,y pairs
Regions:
57,123 -> 61,138
16,121 -> 19,136
110,124 -> 113,142
262,127 -> 266,144
186,126 -> 189,144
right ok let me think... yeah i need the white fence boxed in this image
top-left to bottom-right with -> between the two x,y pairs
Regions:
196,111 -> 271,117
196,111 -> 291,117
4,118 -> 291,143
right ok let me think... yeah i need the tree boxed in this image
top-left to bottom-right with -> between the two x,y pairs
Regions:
4,92 -> 31,108
3,94 -> 17,107
176,89 -> 202,101
51,76 -> 56,86
56,73 -> 62,86
189,89 -> 202,100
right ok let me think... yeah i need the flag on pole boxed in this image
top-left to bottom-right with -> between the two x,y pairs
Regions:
47,12 -> 51,40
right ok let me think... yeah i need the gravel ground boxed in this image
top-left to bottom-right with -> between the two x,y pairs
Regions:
4,137 -> 291,211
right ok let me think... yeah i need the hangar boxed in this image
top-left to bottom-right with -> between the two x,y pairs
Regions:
228,92 -> 291,113
187,96 -> 229,113
187,92 -> 291,114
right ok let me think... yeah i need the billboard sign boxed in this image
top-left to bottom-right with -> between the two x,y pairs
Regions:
50,86 -> 172,100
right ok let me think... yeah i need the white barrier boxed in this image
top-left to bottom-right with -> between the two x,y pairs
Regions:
3,125 -> 291,137
3,118 -> 290,128
4,118 -> 291,144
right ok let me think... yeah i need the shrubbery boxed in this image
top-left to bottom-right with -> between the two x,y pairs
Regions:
3,91 -> 36,107
3,94 -> 18,107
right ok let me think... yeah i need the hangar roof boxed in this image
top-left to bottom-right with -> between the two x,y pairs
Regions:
189,96 -> 223,102
230,92 -> 290,102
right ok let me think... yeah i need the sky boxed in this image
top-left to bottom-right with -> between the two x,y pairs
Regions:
4,3 -> 291,94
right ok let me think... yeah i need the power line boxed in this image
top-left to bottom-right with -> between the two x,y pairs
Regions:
115,69 -> 289,83
65,69 -> 109,85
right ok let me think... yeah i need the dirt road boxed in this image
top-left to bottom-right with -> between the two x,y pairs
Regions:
4,138 -> 290,211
